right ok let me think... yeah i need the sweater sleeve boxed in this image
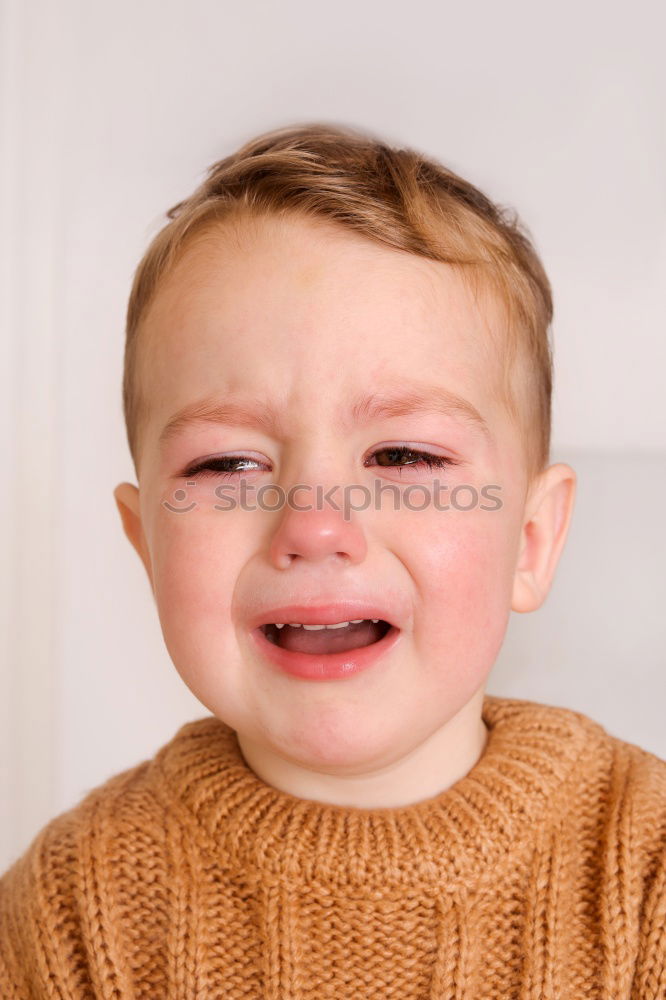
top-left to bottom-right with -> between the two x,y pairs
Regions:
627,739 -> 666,1000
0,853 -> 31,1000
0,809 -> 92,999
1,760 -> 157,999
630,844 -> 666,999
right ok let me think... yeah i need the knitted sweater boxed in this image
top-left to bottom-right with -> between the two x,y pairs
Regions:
1,695 -> 665,999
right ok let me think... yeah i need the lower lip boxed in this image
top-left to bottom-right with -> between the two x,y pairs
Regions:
250,624 -> 402,680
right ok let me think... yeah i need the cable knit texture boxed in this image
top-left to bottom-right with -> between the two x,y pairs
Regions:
2,694 -> 666,998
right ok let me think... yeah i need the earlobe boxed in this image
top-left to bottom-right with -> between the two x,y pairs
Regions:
511,463 -> 577,613
113,482 -> 153,588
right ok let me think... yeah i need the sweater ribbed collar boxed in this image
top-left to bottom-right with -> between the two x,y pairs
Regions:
155,694 -> 595,888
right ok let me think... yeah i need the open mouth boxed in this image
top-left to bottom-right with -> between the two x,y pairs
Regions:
258,619 -> 393,656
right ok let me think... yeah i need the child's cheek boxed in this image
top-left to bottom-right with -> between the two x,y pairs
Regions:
148,508 -> 248,669
409,507 -> 517,682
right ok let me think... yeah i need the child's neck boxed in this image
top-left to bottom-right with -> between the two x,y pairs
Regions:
235,692 -> 490,810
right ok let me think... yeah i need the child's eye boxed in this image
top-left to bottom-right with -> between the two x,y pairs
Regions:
183,456 -> 265,479
181,447 -> 455,480
366,446 -> 455,473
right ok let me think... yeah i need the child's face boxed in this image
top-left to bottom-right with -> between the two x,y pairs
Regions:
115,213 -> 574,802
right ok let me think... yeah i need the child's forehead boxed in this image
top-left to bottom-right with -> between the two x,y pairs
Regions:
136,215 -> 513,454
143,301 -> 505,421
147,216 -> 508,360
160,213 -> 490,307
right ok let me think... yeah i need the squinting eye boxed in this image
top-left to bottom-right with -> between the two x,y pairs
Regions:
367,447 -> 455,472
182,456 -> 265,479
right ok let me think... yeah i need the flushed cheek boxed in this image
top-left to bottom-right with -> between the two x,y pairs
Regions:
148,516 -> 247,672
408,515 -> 515,686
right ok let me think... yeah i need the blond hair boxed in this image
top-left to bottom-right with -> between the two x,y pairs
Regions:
123,121 -> 553,479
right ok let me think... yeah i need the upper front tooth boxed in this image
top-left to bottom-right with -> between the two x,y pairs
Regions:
284,621 -> 355,630
302,622 -> 351,630
278,619 -> 381,629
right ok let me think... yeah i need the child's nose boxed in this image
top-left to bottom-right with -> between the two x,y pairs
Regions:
267,482 -> 368,570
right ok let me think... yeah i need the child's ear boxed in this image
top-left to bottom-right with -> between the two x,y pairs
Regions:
113,482 -> 154,590
511,463 -> 577,613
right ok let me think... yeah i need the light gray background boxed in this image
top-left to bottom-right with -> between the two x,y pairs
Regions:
1,0 -> 664,873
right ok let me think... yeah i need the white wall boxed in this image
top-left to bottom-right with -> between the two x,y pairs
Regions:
2,0 -> 665,872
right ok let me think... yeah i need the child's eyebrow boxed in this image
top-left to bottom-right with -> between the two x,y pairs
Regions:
158,379 -> 493,448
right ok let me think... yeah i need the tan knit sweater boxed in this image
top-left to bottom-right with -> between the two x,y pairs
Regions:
1,694 -> 665,999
